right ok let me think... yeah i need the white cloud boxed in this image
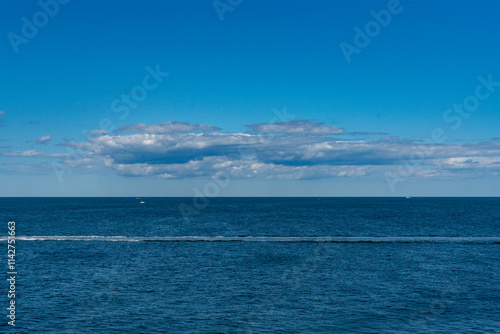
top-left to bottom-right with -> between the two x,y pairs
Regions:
2,150 -> 66,158
111,156 -> 370,180
247,120 -> 344,135
438,156 -> 500,169
88,129 -> 108,137
115,121 -> 220,134
35,135 -> 51,145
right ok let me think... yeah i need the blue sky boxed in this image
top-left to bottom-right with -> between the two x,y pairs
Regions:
1,0 -> 499,196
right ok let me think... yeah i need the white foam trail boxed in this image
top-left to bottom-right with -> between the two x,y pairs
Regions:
0,236 -> 499,243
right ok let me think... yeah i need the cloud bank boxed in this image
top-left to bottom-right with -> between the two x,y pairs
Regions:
48,120 -> 500,181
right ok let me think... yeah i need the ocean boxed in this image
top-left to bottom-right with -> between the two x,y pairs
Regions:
1,197 -> 499,333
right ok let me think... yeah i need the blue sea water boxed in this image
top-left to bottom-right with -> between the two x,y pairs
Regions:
1,197 -> 499,333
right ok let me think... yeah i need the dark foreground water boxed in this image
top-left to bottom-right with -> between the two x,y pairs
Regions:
1,197 -> 499,333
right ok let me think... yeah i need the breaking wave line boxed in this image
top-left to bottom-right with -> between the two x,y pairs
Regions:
1,236 -> 500,244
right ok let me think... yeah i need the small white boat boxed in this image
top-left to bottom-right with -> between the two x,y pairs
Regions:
140,201 -> 145,204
